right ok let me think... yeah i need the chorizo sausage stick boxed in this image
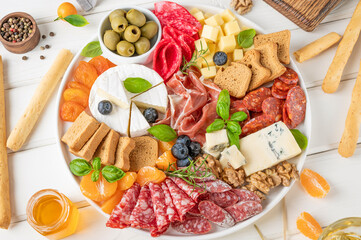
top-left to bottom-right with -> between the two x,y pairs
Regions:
6,49 -> 73,151
0,56 -> 11,229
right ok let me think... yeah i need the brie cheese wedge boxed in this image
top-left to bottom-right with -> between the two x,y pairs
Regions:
129,103 -> 150,137
132,83 -> 168,113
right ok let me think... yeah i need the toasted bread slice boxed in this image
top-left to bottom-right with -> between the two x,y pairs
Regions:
238,49 -> 272,91
214,63 -> 252,98
94,129 -> 120,165
129,136 -> 158,172
256,42 -> 286,81
70,123 -> 110,161
61,111 -> 100,151
114,137 -> 136,171
254,30 -> 291,64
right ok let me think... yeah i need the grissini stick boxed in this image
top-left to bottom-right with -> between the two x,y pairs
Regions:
6,49 -> 73,151
0,55 -> 11,229
322,0 -> 361,93
339,60 -> 361,158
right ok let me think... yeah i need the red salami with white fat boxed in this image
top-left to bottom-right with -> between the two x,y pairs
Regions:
161,182 -> 180,222
231,189 -> 261,203
106,183 -> 141,229
274,78 -> 297,92
169,177 -> 206,202
284,86 -> 306,129
225,201 -> 263,223
271,84 -> 288,99
283,103 -> 295,129
198,200 -> 235,227
165,178 -> 196,221
279,68 -> 299,85
204,179 -> 232,193
149,182 -> 170,233
262,97 -> 284,122
243,87 -> 272,112
241,114 -> 275,137
188,203 -> 201,216
172,215 -> 212,234
208,191 -> 239,208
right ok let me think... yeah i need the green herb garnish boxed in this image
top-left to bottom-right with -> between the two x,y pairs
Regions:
237,29 -> 256,48
81,41 -> 103,57
148,124 -> 177,142
124,77 -> 152,93
69,159 -> 92,176
55,14 -> 89,27
102,165 -> 126,183
290,129 -> 308,150
181,41 -> 209,74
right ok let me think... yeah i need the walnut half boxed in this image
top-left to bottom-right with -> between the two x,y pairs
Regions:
230,0 -> 253,15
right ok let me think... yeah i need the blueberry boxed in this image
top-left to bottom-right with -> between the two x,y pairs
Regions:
171,142 -> 189,159
177,156 -> 192,167
189,141 -> 201,158
176,135 -> 191,146
213,51 -> 228,66
143,108 -> 158,123
98,100 -> 112,115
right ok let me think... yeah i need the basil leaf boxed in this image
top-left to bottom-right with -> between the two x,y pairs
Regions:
64,14 -> 89,27
69,159 -> 92,176
237,29 -> 256,48
230,111 -> 248,122
227,129 -> 240,149
91,170 -> 100,182
92,157 -> 101,171
290,129 -> 308,150
124,77 -> 152,93
227,121 -> 242,135
81,41 -> 102,57
206,119 -> 225,133
102,166 -> 125,183
147,124 -> 177,142
216,90 -> 230,121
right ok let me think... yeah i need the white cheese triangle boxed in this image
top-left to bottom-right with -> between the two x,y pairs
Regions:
129,103 -> 150,138
132,83 -> 168,113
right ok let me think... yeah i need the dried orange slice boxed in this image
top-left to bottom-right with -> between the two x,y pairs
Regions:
158,140 -> 176,154
136,166 -> 166,186
118,172 -> 137,191
296,212 -> 323,240
80,171 -> 118,202
300,168 -> 330,198
156,150 -> 177,171
101,184 -> 124,214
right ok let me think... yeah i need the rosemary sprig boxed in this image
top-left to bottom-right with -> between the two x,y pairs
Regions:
181,41 -> 210,75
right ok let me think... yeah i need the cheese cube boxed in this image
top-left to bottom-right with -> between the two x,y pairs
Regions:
192,11 -> 205,25
204,12 -> 213,19
205,129 -> 229,152
240,122 -> 302,176
201,25 -> 219,42
203,144 -> 221,158
216,26 -> 224,42
194,38 -> 209,53
218,35 -> 236,53
202,53 -> 215,67
205,14 -> 224,27
208,42 -> 216,54
190,8 -> 201,15
233,49 -> 244,61
220,145 -> 246,170
223,20 -> 241,36
220,9 -> 236,22
200,66 -> 217,79
195,57 -> 203,69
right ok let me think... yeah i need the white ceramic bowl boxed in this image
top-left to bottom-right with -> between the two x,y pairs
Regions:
98,5 -> 162,65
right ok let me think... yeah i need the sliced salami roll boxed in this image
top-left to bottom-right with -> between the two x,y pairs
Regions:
149,182 -> 170,233
208,191 -> 239,208
231,189 -> 261,203
198,200 -> 235,228
204,179 -> 232,193
169,177 -> 206,202
172,215 -> 212,234
106,183 -> 141,229
165,178 -> 196,221
161,182 -> 180,222
225,201 -> 263,223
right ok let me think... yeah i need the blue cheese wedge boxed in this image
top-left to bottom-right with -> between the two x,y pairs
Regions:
240,122 -> 301,176
220,145 -> 246,169
204,129 -> 229,158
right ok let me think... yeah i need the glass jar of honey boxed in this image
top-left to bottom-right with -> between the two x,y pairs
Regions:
26,189 -> 79,240
319,217 -> 361,240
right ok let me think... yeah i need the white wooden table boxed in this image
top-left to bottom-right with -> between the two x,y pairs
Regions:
1,0 -> 360,239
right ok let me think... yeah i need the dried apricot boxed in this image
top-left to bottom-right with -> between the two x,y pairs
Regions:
136,166 -> 166,187
158,140 -> 176,154
156,150 -> 177,171
101,186 -> 124,214
57,2 -> 77,19
63,88 -> 89,108
74,61 -> 98,89
60,101 -> 84,122
118,172 -> 137,190
107,59 -> 117,68
89,56 -> 115,75
296,212 -> 322,240
300,168 -> 330,198
67,81 -> 90,95
80,171 -> 118,202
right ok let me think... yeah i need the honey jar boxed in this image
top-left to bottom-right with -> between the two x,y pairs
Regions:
26,189 -> 79,240
319,217 -> 361,240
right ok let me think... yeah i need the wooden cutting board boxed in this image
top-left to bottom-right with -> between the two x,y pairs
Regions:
263,0 -> 343,31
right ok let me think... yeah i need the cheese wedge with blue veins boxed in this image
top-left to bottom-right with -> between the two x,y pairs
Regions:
240,121 -> 301,176
205,129 -> 229,152
220,145 -> 246,169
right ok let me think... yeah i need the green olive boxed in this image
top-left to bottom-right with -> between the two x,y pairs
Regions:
103,30 -> 120,51
123,25 -> 141,43
109,9 -> 126,22
126,9 -> 146,27
116,41 -> 135,57
140,21 -> 158,39
135,37 -> 150,55
111,16 -> 128,33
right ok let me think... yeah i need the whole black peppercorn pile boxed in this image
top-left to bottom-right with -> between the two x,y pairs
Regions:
0,17 -> 33,43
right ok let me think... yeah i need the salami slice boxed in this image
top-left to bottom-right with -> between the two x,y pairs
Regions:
230,100 -> 251,126
284,86 -> 306,128
271,84 -> 288,99
231,189 -> 261,203
279,68 -> 299,85
243,87 -> 272,112
198,200 -> 235,227
149,182 -> 170,233
283,103 -> 295,129
241,114 -> 275,137
262,97 -> 284,122
161,182 -> 180,222
274,78 -> 297,92
163,26 -> 193,61
204,179 -> 232,193
106,183 -> 141,229
172,215 -> 212,234
208,191 -> 239,208
250,111 -> 263,119
188,203 -> 201,216
225,201 -> 263,223
169,177 -> 206,202
165,178 -> 196,221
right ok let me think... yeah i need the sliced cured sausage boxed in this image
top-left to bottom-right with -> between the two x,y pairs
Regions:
279,68 -> 299,85
271,84 -> 288,99
161,182 -> 180,222
274,78 -> 297,92
231,189 -> 261,203
241,114 -> 275,137
172,215 -> 212,234
149,182 -> 170,233
188,203 -> 201,216
169,176 -> 206,202
283,103 -> 295,129
198,200 -> 235,228
106,183 -> 141,229
208,191 -> 239,208
284,86 -> 306,129
163,26 -> 193,61
243,87 -> 272,112
225,201 -> 263,223
203,179 -> 232,193
262,97 -> 284,121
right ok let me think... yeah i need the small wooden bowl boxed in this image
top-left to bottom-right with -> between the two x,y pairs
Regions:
0,12 -> 40,54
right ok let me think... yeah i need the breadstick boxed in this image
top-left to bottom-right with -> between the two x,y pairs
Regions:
339,60 -> 361,158
322,0 -> 361,93
293,32 -> 341,63
0,56 -> 11,229
7,49 -> 73,151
